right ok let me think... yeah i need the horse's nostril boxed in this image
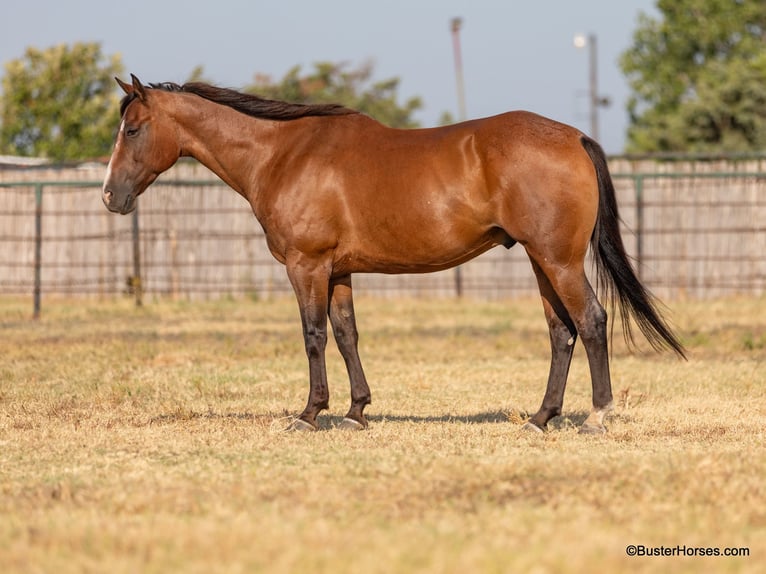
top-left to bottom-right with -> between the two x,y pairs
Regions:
103,190 -> 113,203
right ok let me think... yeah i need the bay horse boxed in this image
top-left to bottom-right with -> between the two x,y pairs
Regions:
102,74 -> 685,434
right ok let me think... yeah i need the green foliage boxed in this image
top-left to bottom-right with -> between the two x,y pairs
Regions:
0,48 -> 422,160
0,43 -> 123,161
185,65 -> 211,84
620,0 -> 766,153
248,61 -> 422,128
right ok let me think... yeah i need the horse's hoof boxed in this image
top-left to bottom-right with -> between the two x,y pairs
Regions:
522,421 -> 545,433
337,417 -> 366,431
579,423 -> 607,435
286,418 -> 317,432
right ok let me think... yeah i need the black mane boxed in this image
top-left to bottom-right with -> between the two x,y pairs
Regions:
119,81 -> 358,121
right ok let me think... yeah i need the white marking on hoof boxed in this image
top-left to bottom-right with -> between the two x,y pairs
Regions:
584,402 -> 613,425
522,421 -> 545,433
286,419 -> 317,432
337,417 -> 366,431
580,402 -> 613,435
579,423 -> 607,435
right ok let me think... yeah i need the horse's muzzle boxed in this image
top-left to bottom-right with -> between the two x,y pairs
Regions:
102,188 -> 136,214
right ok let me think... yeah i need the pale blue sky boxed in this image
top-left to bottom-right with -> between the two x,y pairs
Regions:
2,0 -> 657,153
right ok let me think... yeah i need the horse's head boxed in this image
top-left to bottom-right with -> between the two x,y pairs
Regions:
102,75 -> 181,214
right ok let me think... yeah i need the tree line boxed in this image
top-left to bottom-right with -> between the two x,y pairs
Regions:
2,0 -> 765,160
0,43 -> 422,162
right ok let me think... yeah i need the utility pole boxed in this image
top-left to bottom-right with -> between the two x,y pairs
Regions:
451,18 -> 467,123
574,33 -> 610,141
451,17 -> 466,297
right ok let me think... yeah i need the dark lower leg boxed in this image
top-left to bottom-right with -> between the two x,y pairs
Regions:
297,316 -> 330,428
287,260 -> 332,430
578,296 -> 614,433
527,278 -> 577,430
329,276 -> 371,428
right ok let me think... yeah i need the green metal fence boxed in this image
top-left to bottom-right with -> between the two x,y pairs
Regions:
2,166 -> 766,316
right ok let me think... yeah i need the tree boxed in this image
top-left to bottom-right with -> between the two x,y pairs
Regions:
185,65 -> 211,84
0,42 -> 124,160
248,61 -> 422,128
620,0 -> 766,153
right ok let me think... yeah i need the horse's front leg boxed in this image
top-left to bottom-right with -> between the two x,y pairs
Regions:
328,275 -> 371,430
285,255 -> 332,431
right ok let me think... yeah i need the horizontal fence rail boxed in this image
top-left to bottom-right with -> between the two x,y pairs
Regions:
2,159 -> 766,315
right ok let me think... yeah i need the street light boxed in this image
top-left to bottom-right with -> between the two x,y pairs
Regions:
451,18 -> 467,122
450,17 -> 466,297
574,33 -> 611,142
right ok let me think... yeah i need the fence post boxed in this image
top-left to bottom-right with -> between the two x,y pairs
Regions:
33,183 -> 43,319
454,266 -> 463,298
634,175 -> 644,281
131,205 -> 143,307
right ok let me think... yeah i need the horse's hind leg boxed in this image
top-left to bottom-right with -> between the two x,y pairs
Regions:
575,286 -> 614,434
526,252 -> 614,434
328,275 -> 371,430
524,261 -> 577,432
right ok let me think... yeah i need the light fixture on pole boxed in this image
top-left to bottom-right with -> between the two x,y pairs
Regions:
573,33 -> 610,142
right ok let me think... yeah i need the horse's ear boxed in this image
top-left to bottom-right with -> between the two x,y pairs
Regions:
115,76 -> 132,95
130,74 -> 147,101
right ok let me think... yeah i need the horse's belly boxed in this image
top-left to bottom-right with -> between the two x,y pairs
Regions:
335,227 -> 507,275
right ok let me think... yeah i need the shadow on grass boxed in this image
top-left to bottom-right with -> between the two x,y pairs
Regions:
365,411 -> 511,425
335,410 -> 592,430
543,411 -> 590,430
147,409 -> 287,427
146,408 -> 594,432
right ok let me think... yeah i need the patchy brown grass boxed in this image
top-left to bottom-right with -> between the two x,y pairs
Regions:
0,295 -> 764,573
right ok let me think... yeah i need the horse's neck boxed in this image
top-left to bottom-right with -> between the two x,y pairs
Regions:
175,99 -> 276,197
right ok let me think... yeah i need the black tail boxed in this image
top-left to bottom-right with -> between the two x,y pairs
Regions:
580,136 -> 686,358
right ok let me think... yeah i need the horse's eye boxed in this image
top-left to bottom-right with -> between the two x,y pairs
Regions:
125,126 -> 139,137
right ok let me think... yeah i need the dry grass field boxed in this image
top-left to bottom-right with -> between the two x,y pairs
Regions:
0,294 -> 764,573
